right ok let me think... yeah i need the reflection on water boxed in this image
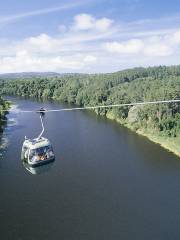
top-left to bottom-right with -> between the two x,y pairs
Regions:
0,136 -> 7,160
0,115 -> 19,159
0,117 -> 8,160
9,104 -> 21,114
22,160 -> 55,175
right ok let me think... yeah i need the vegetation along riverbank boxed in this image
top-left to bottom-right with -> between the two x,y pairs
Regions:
0,65 -> 179,156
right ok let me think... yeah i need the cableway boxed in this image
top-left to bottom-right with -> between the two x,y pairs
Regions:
1,99 -> 180,113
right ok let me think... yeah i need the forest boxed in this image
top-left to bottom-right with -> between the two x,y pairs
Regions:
0,65 -> 180,155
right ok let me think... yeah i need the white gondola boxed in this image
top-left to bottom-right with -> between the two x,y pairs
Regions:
21,110 -> 55,167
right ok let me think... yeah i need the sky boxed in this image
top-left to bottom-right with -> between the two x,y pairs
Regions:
0,0 -> 180,73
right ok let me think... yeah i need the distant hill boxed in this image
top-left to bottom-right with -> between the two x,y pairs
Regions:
1,65 -> 180,80
0,72 -> 83,79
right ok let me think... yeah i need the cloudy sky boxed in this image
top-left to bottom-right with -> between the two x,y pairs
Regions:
0,0 -> 180,73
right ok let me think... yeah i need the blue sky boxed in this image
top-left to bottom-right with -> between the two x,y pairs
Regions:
0,0 -> 180,73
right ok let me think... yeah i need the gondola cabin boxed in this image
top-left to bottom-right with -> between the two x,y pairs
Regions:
21,137 -> 55,167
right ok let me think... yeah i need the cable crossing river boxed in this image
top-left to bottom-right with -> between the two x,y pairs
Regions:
2,99 -> 180,113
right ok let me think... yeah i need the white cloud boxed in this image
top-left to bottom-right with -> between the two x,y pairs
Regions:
84,55 -> 97,63
104,32 -> 179,57
0,50 -> 97,73
72,13 -> 113,32
172,30 -> 180,44
144,43 -> 173,57
95,18 -> 113,32
104,39 -> 144,54
73,14 -> 94,31
26,34 -> 55,51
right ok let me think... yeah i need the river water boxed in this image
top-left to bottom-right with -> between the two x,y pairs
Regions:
0,96 -> 180,240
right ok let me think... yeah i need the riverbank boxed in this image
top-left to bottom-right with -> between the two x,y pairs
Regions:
106,112 -> 180,157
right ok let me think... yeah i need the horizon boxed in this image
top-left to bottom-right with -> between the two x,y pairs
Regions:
0,0 -> 180,74
0,64 -> 180,76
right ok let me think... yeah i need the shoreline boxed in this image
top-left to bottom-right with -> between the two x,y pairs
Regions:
135,129 -> 180,157
106,112 -> 180,158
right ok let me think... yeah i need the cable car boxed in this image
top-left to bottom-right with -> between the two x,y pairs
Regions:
21,109 -> 55,167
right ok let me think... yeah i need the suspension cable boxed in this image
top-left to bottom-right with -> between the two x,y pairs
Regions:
1,99 -> 180,113
37,114 -> 44,139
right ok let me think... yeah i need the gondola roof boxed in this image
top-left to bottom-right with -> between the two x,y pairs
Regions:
23,137 -> 51,149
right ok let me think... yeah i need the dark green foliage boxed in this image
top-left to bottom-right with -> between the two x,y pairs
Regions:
0,65 -> 179,137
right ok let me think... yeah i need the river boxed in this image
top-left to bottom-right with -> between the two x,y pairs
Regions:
0,96 -> 180,240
